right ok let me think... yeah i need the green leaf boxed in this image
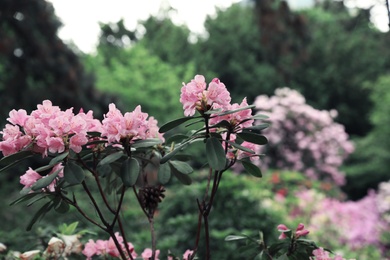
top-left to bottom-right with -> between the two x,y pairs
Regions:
165,134 -> 189,145
98,152 -> 123,167
0,150 -> 34,173
54,199 -> 70,214
225,235 -> 247,241
206,137 -> 226,171
31,169 -> 61,191
172,170 -> 192,185
170,164 -> 192,185
64,162 -> 85,185
251,114 -> 269,120
159,117 -> 197,133
10,192 -> 43,206
132,138 -> 162,148
169,160 -> 193,174
49,151 -> 69,166
120,158 -> 139,187
242,123 -> 270,132
242,161 -> 262,178
158,163 -> 171,184
203,108 -> 223,114
26,200 -> 54,231
216,105 -> 255,117
237,132 -> 268,145
226,140 -> 255,154
209,120 -> 231,129
87,131 -> 102,137
160,143 -> 189,164
97,164 -> 112,177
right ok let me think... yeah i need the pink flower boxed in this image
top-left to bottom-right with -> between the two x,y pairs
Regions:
183,249 -> 194,260
295,223 -> 310,238
20,168 -> 42,188
69,133 -> 88,153
180,75 -> 231,116
277,224 -> 289,239
205,78 -> 231,108
8,109 -> 29,127
141,248 -> 160,260
277,223 -> 309,240
47,136 -> 65,154
180,75 -> 207,116
82,240 -> 97,259
209,98 -> 253,131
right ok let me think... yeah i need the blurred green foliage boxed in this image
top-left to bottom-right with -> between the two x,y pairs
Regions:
0,0 -> 113,128
343,75 -> 390,199
84,44 -> 195,124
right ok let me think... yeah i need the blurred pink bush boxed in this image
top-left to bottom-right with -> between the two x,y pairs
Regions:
254,88 -> 354,185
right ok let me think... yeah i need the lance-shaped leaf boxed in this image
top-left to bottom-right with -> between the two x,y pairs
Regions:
49,151 -> 69,165
26,200 -> 54,231
54,198 -> 70,214
237,132 -> 268,145
64,162 -> 85,185
10,192 -> 45,206
226,140 -> 255,154
169,160 -> 193,174
165,134 -> 189,145
160,143 -> 189,164
242,160 -> 262,178
120,158 -> 139,187
158,162 -> 171,184
251,114 -> 269,120
34,152 -> 70,172
132,138 -> 163,149
31,168 -> 62,191
98,152 -> 123,167
159,116 -> 198,133
242,123 -> 270,133
216,105 -> 255,117
169,160 -> 192,185
206,137 -> 226,171
0,150 -> 33,173
171,168 -> 192,185
225,235 -> 248,241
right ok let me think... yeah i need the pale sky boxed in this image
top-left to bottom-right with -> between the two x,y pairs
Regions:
48,0 -> 389,53
48,0 -> 241,53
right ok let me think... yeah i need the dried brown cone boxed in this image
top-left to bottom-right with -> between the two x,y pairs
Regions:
138,185 -> 166,214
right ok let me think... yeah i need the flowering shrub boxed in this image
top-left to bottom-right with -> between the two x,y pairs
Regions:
254,88 -> 354,185
291,188 -> 388,253
0,75 -> 358,259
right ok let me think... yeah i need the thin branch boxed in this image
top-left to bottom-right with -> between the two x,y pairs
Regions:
111,185 -> 126,228
62,194 -> 107,231
81,181 -> 110,227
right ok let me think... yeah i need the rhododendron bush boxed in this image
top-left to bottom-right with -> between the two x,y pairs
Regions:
254,88 -> 354,185
0,75 -> 353,259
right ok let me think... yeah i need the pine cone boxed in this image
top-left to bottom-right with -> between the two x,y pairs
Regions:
138,185 -> 166,213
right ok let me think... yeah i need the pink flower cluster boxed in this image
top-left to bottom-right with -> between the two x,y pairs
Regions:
0,101 -> 164,158
83,234 -> 193,260
0,100 -> 102,156
180,75 -> 231,116
82,232 -> 137,259
20,163 -> 64,191
101,104 -> 163,144
294,189 -> 387,249
181,75 -> 259,161
254,88 -> 354,185
277,223 -> 310,239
